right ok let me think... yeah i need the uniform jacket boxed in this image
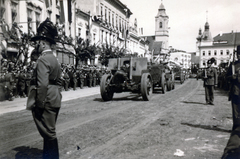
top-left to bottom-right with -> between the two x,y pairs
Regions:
202,67 -> 218,86
35,51 -> 62,108
226,60 -> 240,96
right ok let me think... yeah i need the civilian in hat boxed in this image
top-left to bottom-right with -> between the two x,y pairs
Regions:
202,57 -> 218,105
222,45 -> 240,159
30,18 -> 62,159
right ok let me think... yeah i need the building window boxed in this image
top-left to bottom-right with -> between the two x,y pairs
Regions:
108,11 -> 111,25
116,15 -> 118,29
0,0 -> 6,19
101,6 -> 103,20
27,9 -> 33,31
203,51 -> 205,56
36,12 -> 40,29
159,22 -> 162,28
105,8 -> 107,22
208,51 -> 211,56
112,13 -> 114,27
101,30 -> 104,42
78,28 -> 81,37
214,50 -> 217,55
221,50 -> 223,55
226,50 -> 229,55
93,33 -> 96,44
11,1 -> 18,22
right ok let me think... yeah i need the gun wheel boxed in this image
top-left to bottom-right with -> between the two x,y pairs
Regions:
100,74 -> 114,101
141,73 -> 153,101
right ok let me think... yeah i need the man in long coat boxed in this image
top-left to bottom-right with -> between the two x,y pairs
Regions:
30,18 -> 62,159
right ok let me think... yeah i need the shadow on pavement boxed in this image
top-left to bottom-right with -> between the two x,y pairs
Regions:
13,146 -> 42,159
181,122 -> 231,133
181,101 -> 206,105
94,94 -> 144,102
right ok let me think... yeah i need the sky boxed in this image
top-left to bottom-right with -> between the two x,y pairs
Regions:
120,0 -> 240,52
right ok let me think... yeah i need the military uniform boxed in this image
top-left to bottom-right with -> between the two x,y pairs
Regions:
72,71 -> 77,90
88,70 -> 93,87
63,71 -> 70,91
202,58 -> 218,105
79,70 -> 86,89
5,71 -> 14,101
18,70 -> 26,98
30,18 -> 61,159
92,70 -> 97,87
222,46 -> 240,159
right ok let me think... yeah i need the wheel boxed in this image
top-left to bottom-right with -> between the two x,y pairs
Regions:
100,74 -> 114,101
141,73 -> 153,101
161,73 -> 166,94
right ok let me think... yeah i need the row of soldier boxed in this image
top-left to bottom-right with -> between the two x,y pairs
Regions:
0,59 -> 109,101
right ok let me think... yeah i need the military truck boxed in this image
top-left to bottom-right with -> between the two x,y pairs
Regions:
100,57 -> 153,101
148,63 -> 175,94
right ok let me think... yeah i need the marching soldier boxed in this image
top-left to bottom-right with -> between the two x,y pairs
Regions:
222,45 -> 240,159
30,18 -> 62,159
202,57 -> 218,105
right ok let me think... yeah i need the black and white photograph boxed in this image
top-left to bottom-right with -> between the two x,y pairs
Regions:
0,0 -> 240,158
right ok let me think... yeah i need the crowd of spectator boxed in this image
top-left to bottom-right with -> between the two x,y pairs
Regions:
0,58 -> 109,101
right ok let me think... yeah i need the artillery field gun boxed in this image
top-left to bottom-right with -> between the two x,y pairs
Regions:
148,63 -> 175,93
100,57 -> 153,101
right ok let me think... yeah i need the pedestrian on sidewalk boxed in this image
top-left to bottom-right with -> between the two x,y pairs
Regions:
222,45 -> 240,159
30,18 -> 62,159
202,57 -> 218,105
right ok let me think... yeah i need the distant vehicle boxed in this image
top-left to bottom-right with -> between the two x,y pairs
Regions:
100,57 -> 152,101
173,66 -> 185,84
148,63 -> 175,93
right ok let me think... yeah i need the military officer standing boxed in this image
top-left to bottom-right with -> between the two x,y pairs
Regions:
30,18 -> 62,159
222,45 -> 240,159
202,57 -> 218,105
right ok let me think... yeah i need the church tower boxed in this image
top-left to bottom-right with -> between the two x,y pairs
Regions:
155,1 -> 169,50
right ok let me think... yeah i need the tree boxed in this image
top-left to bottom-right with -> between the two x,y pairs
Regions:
98,42 -> 125,66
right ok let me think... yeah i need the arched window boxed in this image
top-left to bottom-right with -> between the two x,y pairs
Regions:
159,22 -> 162,28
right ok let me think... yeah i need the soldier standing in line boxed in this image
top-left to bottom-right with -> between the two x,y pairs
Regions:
63,69 -> 70,91
88,69 -> 93,87
222,45 -> 240,159
30,18 -> 62,159
18,69 -> 26,98
79,69 -> 86,89
202,57 -> 218,105
72,70 -> 77,90
92,69 -> 97,87
5,69 -> 14,101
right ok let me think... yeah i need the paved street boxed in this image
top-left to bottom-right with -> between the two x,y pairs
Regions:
0,79 -> 233,159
